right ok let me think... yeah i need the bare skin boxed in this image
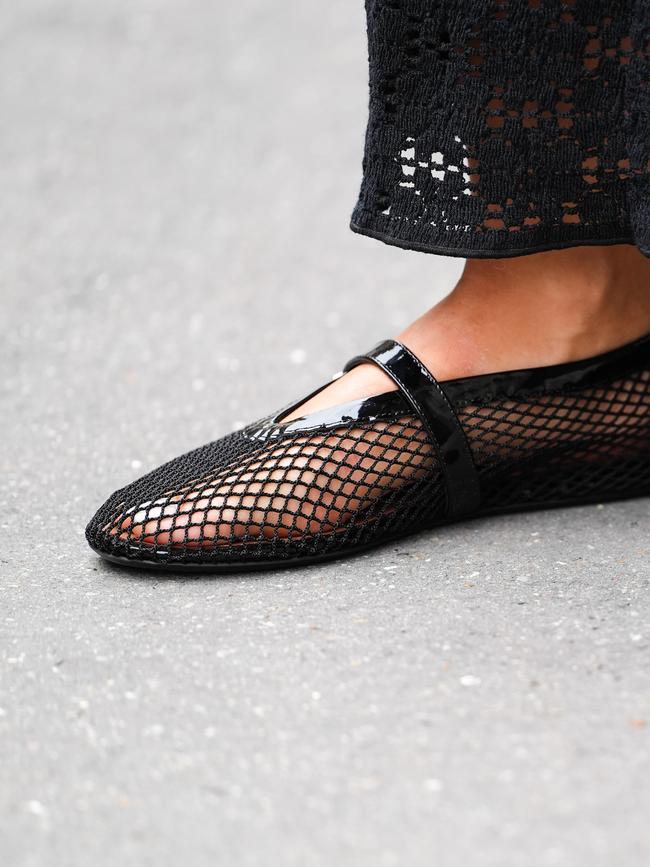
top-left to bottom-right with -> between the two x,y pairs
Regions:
285,244 -> 650,422
112,244 -> 650,549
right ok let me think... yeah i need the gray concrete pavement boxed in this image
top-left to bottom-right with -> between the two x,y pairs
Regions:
1,2 -> 649,866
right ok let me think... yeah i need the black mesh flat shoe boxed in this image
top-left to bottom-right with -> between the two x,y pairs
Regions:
86,335 -> 650,573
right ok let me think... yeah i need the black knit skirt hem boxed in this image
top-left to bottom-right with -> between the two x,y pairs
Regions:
355,1 -> 650,263
350,213 -> 643,260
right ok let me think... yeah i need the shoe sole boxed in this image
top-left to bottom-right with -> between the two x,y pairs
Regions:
91,486 -> 650,575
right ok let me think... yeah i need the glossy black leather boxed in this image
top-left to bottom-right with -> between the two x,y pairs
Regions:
263,330 -> 650,434
344,340 -> 481,519
251,390 -> 408,442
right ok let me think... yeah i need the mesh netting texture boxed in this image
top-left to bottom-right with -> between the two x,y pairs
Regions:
86,349 -> 650,569
351,0 -> 650,257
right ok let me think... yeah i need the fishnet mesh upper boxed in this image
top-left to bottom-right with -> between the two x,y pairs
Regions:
86,359 -> 650,567
351,0 -> 650,257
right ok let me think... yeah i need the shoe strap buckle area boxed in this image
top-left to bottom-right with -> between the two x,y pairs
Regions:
344,339 -> 481,519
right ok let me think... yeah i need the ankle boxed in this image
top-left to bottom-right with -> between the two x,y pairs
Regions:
458,245 -> 650,358
285,244 -> 650,423
400,245 -> 650,380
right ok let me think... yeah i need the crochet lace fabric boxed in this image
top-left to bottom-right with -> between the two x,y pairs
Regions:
351,0 -> 650,258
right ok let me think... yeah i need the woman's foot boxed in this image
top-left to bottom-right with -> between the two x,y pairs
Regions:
285,245 -> 650,421
86,244 -> 650,572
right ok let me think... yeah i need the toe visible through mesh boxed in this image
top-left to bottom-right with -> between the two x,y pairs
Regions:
89,414 -> 442,565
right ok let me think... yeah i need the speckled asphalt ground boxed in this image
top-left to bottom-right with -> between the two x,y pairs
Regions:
1,2 -> 649,866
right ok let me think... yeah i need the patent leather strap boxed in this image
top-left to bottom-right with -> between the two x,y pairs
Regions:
344,339 -> 481,518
